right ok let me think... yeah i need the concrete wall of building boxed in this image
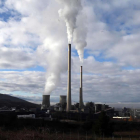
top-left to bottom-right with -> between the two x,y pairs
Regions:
41,95 -> 50,109
60,95 -> 66,105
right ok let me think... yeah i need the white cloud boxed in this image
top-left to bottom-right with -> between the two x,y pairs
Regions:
0,46 -> 37,69
0,71 -> 45,93
106,33 -> 140,66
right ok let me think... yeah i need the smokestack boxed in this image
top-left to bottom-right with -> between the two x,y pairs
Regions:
79,66 -> 84,109
66,44 -> 71,111
41,95 -> 50,109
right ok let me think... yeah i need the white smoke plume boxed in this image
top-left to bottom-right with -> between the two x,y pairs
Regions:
37,38 -> 67,95
73,12 -> 87,62
42,0 -> 87,95
57,0 -> 87,62
57,0 -> 82,43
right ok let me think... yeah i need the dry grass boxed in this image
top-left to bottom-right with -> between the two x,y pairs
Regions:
0,128 -> 140,140
114,131 -> 140,136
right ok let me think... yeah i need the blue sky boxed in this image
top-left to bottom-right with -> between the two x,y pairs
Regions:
0,66 -> 46,72
0,0 -> 140,107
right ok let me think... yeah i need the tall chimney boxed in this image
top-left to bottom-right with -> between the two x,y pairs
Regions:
79,66 -> 84,109
66,44 -> 71,111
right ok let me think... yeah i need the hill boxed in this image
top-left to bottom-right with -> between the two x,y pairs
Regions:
0,93 -> 41,109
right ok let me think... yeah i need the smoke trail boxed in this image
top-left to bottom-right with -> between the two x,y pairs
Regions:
57,0 -> 82,43
37,38 -> 67,95
73,12 -> 87,62
57,0 -> 87,62
42,0 -> 87,95
44,39 -> 67,95
45,72 -> 60,95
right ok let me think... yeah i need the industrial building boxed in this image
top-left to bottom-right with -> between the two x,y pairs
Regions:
60,95 -> 66,105
41,39 -> 86,112
41,95 -> 50,110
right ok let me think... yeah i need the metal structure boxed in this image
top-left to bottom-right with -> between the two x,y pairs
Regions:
79,66 -> 84,109
41,95 -> 50,109
60,95 -> 66,105
66,44 -> 71,111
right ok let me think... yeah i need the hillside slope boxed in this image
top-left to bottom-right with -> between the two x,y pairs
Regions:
0,93 -> 41,108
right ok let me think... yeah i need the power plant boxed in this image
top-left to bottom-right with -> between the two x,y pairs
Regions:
66,44 -> 71,112
79,66 -> 84,109
41,95 -> 50,109
41,44 -> 85,111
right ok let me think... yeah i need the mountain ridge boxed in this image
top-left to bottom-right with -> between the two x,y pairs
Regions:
0,93 -> 41,108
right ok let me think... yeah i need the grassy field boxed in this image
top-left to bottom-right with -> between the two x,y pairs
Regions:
0,128 -> 140,140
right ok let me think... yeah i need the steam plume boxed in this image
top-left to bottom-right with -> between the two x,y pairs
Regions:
58,0 -> 82,43
73,13 -> 87,62
37,38 -> 67,95
58,0 -> 87,62
43,0 -> 87,95
44,39 -> 67,95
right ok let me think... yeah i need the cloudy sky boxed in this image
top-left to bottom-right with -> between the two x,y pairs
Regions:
0,0 -> 140,108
